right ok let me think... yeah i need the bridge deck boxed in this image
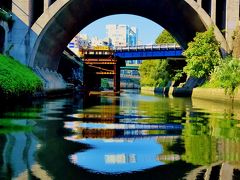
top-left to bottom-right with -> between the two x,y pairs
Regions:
81,43 -> 184,60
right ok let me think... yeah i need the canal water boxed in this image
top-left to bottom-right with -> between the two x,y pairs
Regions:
0,90 -> 240,179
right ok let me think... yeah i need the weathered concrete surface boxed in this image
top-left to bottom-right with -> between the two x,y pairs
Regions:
141,86 -> 240,105
140,86 -> 192,97
9,1 -> 38,65
29,0 -> 227,71
192,87 -> 240,102
226,0 -> 240,51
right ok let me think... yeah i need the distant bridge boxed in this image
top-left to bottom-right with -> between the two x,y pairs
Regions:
80,44 -> 184,92
81,43 -> 184,60
114,44 -> 184,60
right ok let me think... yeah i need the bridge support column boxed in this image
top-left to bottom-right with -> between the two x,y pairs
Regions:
226,0 -> 239,50
211,0 -> 216,23
113,63 -> 120,93
83,65 -> 101,91
197,0 -> 202,6
44,0 -> 51,10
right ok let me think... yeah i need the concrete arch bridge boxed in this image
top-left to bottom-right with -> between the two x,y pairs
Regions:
0,0 -> 239,90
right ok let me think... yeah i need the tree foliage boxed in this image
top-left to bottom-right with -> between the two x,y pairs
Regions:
139,30 -> 179,87
139,60 -> 170,87
183,27 -> 221,78
0,54 -> 43,97
210,57 -> 240,101
155,30 -> 177,44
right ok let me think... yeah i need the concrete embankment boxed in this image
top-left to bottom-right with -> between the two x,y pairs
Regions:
140,87 -> 192,97
141,87 -> 240,103
192,88 -> 240,103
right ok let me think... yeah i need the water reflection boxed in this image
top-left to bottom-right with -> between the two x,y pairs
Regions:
64,93 -> 182,174
66,138 -> 163,174
0,91 -> 240,179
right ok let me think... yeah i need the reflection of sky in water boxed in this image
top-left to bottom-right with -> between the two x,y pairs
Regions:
64,121 -> 182,130
67,138 -> 164,174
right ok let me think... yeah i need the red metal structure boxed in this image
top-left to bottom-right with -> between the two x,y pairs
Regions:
81,49 -> 124,92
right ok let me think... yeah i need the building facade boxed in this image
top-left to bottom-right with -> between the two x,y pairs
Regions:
106,24 -> 141,65
106,24 -> 138,47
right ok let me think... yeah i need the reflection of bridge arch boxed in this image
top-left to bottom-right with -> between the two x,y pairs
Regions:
29,0 -> 228,70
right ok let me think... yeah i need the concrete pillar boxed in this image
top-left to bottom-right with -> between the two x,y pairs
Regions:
197,0 -> 202,6
12,0 -> 31,26
44,0 -> 51,11
226,0 -> 239,50
220,163 -> 233,180
10,0 -> 37,66
113,63 -> 120,92
211,0 -> 216,23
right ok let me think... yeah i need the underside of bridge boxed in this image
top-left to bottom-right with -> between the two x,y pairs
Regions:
30,0 -> 226,71
82,50 -> 122,92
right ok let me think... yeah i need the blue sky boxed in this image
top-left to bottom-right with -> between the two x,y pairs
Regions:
80,14 -> 164,45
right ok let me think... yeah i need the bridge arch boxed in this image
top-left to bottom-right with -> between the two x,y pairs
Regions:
0,26 -> 5,53
30,0 -> 228,70
0,0 -> 12,10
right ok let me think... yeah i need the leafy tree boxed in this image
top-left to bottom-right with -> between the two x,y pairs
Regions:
139,30 -> 180,87
183,27 -> 221,78
210,57 -> 240,102
155,30 -> 177,44
139,61 -> 159,87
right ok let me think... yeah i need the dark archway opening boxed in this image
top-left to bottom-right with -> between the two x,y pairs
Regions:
50,0 -> 57,6
0,0 -> 12,11
216,0 -> 226,36
0,26 -> 5,54
31,0 -> 44,25
202,0 -> 211,16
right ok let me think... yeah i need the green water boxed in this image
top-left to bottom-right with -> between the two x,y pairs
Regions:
0,90 -> 240,179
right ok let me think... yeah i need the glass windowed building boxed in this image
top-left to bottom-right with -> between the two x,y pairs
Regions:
106,24 -> 141,65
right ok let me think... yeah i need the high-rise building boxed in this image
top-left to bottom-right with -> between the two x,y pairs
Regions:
106,24 -> 138,47
106,24 -> 140,65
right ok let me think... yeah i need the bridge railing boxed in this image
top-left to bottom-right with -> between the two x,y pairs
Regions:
114,43 -> 182,51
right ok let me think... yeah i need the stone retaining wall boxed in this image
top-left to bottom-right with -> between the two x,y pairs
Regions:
141,86 -> 240,103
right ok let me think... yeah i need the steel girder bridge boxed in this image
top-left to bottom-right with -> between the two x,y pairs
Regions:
81,43 -> 184,92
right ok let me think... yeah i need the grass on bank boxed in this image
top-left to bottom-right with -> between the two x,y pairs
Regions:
0,54 -> 42,98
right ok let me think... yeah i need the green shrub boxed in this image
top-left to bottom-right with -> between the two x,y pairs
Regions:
209,57 -> 240,100
183,27 -> 221,78
0,54 -> 43,97
139,30 -> 180,87
139,60 -> 170,87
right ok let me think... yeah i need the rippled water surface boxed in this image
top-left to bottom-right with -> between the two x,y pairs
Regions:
1,90 -> 240,179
